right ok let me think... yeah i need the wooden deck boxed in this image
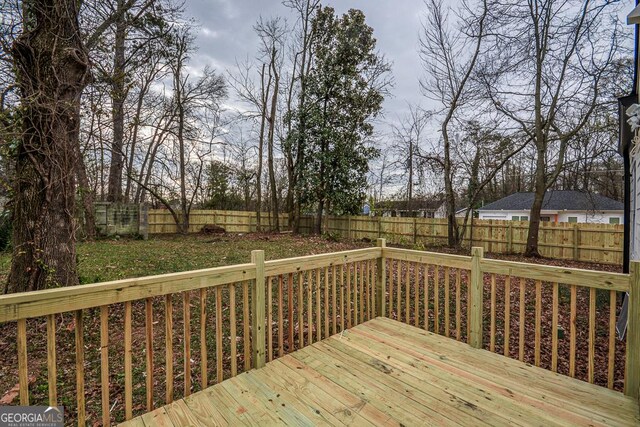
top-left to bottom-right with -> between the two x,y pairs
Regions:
120,317 -> 640,426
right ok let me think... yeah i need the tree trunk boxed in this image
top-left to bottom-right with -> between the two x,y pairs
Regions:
107,0 -> 126,202
256,63 -> 270,233
267,53 -> 280,232
76,144 -> 96,239
408,137 -> 413,215
177,83 -> 188,235
525,149 -> 546,257
8,0 -> 90,293
315,198 -> 324,235
291,7 -> 315,235
442,131 -> 460,248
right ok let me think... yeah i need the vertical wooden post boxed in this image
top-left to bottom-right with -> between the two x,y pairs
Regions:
251,250 -> 266,369
17,318 -> 28,405
378,216 -> 382,238
573,224 -> 579,261
432,220 -> 437,245
413,217 -> 418,244
138,203 -> 149,240
625,261 -> 640,398
376,238 -> 386,317
348,216 -> 352,239
507,222 -> 513,253
469,247 -> 484,349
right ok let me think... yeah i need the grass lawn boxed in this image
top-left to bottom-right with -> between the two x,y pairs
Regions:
0,233 -> 371,285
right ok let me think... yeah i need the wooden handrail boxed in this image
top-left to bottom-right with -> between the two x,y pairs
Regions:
264,247 -> 380,276
0,263 -> 256,322
383,247 -> 472,270
480,258 -> 629,291
1,241 -> 637,424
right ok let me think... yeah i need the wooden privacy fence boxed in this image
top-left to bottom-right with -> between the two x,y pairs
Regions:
299,215 -> 624,265
148,209 -> 289,234
1,242 -> 636,425
144,209 -> 622,264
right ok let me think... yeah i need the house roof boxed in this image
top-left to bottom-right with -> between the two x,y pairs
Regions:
477,190 -> 623,212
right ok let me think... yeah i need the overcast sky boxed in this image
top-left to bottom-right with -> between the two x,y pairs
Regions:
184,0 -> 431,136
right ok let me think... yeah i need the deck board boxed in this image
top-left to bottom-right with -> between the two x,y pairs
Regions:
122,318 -> 640,427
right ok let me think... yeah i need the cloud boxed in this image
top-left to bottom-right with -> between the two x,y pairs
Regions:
184,0 -> 435,146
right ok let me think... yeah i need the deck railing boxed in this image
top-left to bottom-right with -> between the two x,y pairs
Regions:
380,243 -> 637,397
0,240 -> 636,426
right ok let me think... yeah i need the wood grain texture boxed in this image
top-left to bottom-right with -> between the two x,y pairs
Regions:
216,286 -> 223,383
75,310 -> 85,425
267,277 -> 273,362
469,247 -> 484,349
182,292 -> 191,396
165,294 -> 174,404
46,314 -> 57,407
588,287 -> 596,384
297,272 -> 304,349
455,269 -> 461,341
120,317 -> 640,427
100,305 -> 110,425
199,288 -> 207,388
519,278 -> 525,362
490,274 -> 496,352
278,275 -> 284,356
376,239 -> 386,318
243,280 -> 251,371
608,290 -> 616,390
534,280 -> 541,367
444,267 -> 450,337
569,285 -> 577,378
504,276 -> 510,357
230,284 -> 237,377
551,283 -> 558,372
288,273 -> 294,350
0,263 -> 256,323
251,250 -> 266,369
17,318 -> 28,405
125,301 -> 133,419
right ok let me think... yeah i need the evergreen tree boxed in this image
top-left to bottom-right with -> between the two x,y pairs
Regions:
295,7 -> 391,233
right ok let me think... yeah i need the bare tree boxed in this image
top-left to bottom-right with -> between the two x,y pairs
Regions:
479,0 -> 621,256
256,18 -> 286,232
419,0 -> 490,248
282,0 -> 320,233
130,28 -> 226,233
391,105 -> 430,214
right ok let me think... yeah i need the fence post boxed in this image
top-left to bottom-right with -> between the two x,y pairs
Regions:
432,220 -> 436,245
376,238 -> 386,317
413,217 -> 418,244
348,216 -> 352,239
469,247 -> 484,349
625,261 -> 640,398
378,216 -> 382,238
572,224 -> 579,261
138,203 -> 149,240
507,222 -> 513,254
251,250 -> 266,369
